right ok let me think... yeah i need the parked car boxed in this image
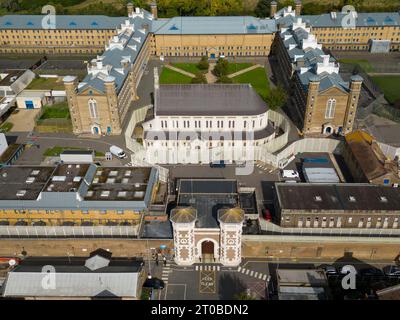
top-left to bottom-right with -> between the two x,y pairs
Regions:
319,264 -> 338,275
281,170 -> 299,179
109,145 -> 126,159
263,209 -> 272,222
383,265 -> 400,276
210,161 -> 225,168
359,268 -> 384,277
143,277 -> 165,290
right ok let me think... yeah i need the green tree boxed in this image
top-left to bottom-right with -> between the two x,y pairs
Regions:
266,86 -> 287,110
191,72 -> 207,84
217,75 -> 233,83
212,58 -> 229,77
254,0 -> 271,18
197,56 -> 209,71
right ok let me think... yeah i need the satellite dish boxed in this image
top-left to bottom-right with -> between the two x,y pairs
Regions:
8,259 -> 16,266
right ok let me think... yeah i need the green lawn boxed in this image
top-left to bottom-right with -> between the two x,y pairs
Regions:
39,102 -> 70,120
26,77 -> 65,90
371,75 -> 400,104
226,63 -> 254,75
232,67 -> 270,100
0,122 -> 13,133
159,67 -> 193,84
171,63 -> 206,74
338,59 -> 375,73
44,146 -> 104,157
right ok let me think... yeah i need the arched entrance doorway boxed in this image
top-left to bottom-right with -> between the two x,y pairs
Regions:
201,240 -> 214,263
92,125 -> 101,135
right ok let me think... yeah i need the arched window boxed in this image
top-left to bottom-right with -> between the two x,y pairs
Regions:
88,99 -> 98,119
325,99 -> 336,119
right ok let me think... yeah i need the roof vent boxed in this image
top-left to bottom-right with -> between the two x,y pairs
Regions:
85,255 -> 110,271
16,190 -> 27,197
100,190 -> 110,197
380,196 -> 388,203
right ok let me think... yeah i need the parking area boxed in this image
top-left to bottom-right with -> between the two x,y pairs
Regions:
162,261 -> 269,300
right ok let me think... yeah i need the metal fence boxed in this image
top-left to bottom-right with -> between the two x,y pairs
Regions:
0,225 -> 140,238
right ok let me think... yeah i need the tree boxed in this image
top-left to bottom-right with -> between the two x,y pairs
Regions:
212,58 -> 229,77
191,72 -> 207,84
197,56 -> 209,71
266,86 -> 287,110
217,75 -> 233,83
254,0 -> 271,18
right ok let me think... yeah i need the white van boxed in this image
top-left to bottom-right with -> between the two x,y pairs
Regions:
109,145 -> 126,159
281,170 -> 300,179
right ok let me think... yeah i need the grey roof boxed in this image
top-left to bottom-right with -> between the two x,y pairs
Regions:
3,272 -> 139,298
78,10 -> 153,94
275,183 -> 400,212
303,167 -> 340,183
366,124 -> 400,147
0,164 -> 158,211
3,256 -> 144,297
0,15 -> 126,30
155,84 -> 268,116
151,16 -> 276,35
177,179 -> 238,229
301,12 -> 400,28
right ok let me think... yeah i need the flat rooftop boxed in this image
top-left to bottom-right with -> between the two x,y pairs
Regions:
155,84 -> 268,116
84,167 -> 152,201
44,163 -> 90,193
276,183 -> 400,212
0,166 -> 55,200
177,179 -> 238,228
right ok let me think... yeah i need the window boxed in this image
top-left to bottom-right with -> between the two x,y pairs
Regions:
88,99 -> 98,118
325,99 -> 336,119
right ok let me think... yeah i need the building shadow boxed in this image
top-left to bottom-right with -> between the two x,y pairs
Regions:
218,272 -> 247,300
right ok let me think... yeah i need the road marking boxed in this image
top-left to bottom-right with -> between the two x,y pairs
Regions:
195,265 -> 199,271
258,273 -> 263,279
250,271 -> 254,277
241,268 -> 247,274
246,269 -> 250,275
262,275 -> 267,281
217,266 -> 220,271
238,266 -> 242,272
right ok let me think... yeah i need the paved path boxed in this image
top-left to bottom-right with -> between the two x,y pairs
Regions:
205,62 -> 218,83
7,109 -> 40,132
227,64 -> 263,78
164,64 -> 195,78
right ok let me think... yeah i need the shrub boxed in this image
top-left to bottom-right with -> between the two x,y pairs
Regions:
197,56 -> 209,70
191,72 -> 207,84
217,76 -> 233,84
212,58 -> 229,77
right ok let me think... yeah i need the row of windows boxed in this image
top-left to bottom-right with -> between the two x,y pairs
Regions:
158,118 -> 263,129
287,216 -> 399,228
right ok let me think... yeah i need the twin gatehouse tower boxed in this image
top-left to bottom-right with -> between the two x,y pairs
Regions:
170,179 -> 245,267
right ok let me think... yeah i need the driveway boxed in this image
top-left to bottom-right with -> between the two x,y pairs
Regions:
7,109 -> 40,132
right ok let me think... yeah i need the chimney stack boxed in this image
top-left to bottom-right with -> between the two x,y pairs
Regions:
270,1 -> 278,18
150,1 -> 158,20
127,2 -> 134,16
295,0 -> 302,16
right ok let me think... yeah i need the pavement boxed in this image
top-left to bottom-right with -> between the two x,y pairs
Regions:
205,62 -> 218,83
7,109 -> 40,132
164,64 -> 195,78
151,256 -> 399,300
10,131 -> 130,166
227,64 -> 263,78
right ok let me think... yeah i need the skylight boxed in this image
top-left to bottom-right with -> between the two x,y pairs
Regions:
69,21 -> 77,26
169,24 -> 179,31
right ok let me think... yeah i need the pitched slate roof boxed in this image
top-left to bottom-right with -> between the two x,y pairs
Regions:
151,16 -> 276,35
77,10 -> 153,94
155,84 -> 268,116
301,12 -> 400,28
0,15 -> 125,30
